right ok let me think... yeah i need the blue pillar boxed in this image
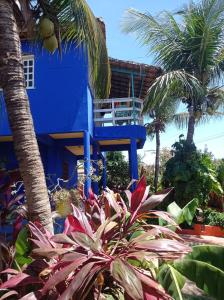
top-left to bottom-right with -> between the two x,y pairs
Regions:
102,153 -> 107,190
84,131 -> 91,197
129,139 -> 138,190
92,143 -> 99,194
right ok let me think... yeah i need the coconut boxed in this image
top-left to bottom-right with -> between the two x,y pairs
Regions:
43,35 -> 58,53
194,111 -> 202,119
207,107 -> 213,115
39,17 -> 54,39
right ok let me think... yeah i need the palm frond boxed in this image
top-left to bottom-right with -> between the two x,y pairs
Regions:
52,0 -> 111,98
122,9 -> 187,71
143,70 -> 204,112
207,86 -> 224,111
31,0 -> 111,99
174,110 -> 224,129
173,112 -> 190,129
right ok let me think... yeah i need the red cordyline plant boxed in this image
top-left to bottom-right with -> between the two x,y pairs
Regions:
0,177 -> 191,300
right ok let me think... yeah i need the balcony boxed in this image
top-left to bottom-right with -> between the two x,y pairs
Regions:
93,98 -> 144,127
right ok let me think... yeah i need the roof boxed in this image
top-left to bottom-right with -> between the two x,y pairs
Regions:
109,58 -> 162,99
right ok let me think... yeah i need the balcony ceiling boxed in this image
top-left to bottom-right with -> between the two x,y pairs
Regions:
109,58 -> 162,99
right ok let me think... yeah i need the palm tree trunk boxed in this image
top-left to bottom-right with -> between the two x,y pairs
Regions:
186,106 -> 195,144
0,1 -> 53,232
154,127 -> 160,192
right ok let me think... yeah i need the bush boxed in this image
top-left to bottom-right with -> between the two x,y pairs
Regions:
217,159 -> 224,189
163,138 -> 223,207
204,208 -> 224,227
105,151 -> 130,192
0,177 -> 190,299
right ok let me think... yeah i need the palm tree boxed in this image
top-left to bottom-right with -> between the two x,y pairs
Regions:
123,0 -> 224,144
145,101 -> 178,192
0,0 -> 110,232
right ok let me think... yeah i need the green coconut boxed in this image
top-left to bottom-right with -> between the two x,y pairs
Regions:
207,107 -> 213,115
43,35 -> 58,53
39,17 -> 54,39
194,111 -> 202,119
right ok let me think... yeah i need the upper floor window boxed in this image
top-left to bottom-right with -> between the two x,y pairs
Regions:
23,55 -> 34,89
0,55 -> 34,91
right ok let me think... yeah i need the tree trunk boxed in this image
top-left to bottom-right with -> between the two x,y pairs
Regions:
0,1 -> 53,232
154,127 -> 160,192
186,106 -> 196,144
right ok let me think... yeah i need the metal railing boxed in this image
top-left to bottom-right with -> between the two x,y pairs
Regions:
93,98 -> 144,126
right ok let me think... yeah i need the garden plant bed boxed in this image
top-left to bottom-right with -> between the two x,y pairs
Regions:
177,224 -> 224,237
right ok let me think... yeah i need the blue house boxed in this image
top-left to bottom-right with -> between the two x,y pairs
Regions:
0,24 -> 160,195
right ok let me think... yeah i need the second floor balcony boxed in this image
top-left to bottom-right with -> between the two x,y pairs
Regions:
94,98 -> 144,127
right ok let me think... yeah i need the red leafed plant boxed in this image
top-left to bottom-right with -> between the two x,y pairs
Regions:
0,177 -> 191,300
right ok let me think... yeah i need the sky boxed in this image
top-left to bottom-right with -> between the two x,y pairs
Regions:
88,0 -> 224,164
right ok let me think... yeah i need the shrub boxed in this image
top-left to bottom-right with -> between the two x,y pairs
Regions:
0,177 -> 190,300
217,159 -> 224,189
203,208 -> 224,227
105,151 -> 130,192
163,138 -> 223,207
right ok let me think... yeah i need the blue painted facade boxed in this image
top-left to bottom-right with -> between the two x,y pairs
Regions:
0,41 -> 146,194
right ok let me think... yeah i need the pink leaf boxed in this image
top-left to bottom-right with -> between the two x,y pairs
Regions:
63,215 -> 87,235
19,291 -> 42,300
57,261 -> 103,300
132,238 -> 191,254
130,177 -> 148,213
136,270 -> 171,300
0,290 -> 19,300
0,268 -> 19,275
139,188 -> 173,213
0,273 -> 42,289
71,205 -> 93,237
42,255 -> 88,294
111,258 -> 143,300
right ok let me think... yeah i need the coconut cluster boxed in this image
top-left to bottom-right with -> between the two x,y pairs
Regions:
39,17 -> 58,53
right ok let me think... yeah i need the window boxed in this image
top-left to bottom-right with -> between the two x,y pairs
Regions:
23,55 -> 34,89
0,55 -> 34,91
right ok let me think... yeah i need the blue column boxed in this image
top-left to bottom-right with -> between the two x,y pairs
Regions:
84,131 -> 91,197
102,153 -> 107,190
129,139 -> 138,190
92,142 -> 99,194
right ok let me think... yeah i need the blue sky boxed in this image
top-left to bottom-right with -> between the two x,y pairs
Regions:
88,0 -> 224,163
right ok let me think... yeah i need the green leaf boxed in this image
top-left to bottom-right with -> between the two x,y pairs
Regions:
174,246 -> 224,300
158,264 -> 185,300
167,199 -> 198,226
182,198 -> 198,226
15,227 -> 32,267
130,230 -> 145,240
167,201 -> 183,224
188,245 -> 224,272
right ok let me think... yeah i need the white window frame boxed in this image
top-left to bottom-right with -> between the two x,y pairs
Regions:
23,55 -> 35,89
0,55 -> 34,91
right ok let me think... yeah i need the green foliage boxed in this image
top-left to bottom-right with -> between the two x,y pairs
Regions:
106,152 -> 130,192
158,264 -> 185,300
204,208 -> 224,227
167,199 -> 198,226
0,177 -> 189,299
163,138 -> 223,207
174,245 -> 224,300
122,0 -> 224,146
15,227 -> 32,267
216,159 -> 224,189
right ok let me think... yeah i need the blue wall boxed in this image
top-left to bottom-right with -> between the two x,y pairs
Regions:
0,41 -> 93,135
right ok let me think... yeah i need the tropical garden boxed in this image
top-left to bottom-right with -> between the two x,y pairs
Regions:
1,0 -> 224,299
